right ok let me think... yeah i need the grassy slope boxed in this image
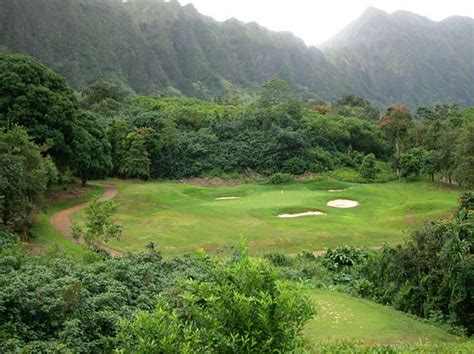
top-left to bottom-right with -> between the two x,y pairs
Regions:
304,290 -> 466,345
31,184 -> 104,260
72,179 -> 460,256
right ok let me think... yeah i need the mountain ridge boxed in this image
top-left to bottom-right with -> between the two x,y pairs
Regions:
1,0 -> 472,107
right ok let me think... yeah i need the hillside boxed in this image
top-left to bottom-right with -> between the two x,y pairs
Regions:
323,7 -> 474,106
0,0 -> 168,91
0,0 -> 345,100
0,0 -> 472,106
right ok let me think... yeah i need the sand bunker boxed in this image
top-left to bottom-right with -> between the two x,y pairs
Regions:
215,197 -> 240,200
327,199 -> 359,208
278,211 -> 326,218
328,189 -> 346,193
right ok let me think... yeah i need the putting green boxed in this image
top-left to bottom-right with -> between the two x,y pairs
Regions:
72,179 -> 460,256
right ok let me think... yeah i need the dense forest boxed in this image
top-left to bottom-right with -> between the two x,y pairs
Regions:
1,0 -> 473,106
0,47 -> 473,350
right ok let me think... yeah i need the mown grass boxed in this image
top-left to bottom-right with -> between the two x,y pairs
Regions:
30,184 -> 104,260
72,179 -> 460,256
303,290 -> 466,346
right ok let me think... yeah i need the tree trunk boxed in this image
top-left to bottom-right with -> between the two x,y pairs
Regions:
395,136 -> 401,180
81,175 -> 87,187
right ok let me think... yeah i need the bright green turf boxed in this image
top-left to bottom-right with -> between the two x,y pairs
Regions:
304,290 -> 464,345
72,179 -> 460,256
31,184 -> 104,259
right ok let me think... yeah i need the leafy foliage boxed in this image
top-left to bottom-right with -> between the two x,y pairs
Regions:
118,247 -> 314,353
359,153 -> 379,181
268,173 -> 294,185
0,244 -> 313,352
70,111 -> 113,186
0,127 -> 51,233
0,53 -> 78,169
73,197 -> 122,246
354,193 -> 474,335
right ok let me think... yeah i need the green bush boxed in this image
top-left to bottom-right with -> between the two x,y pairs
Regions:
268,172 -> 294,184
322,166 -> 396,183
359,153 -> 379,181
117,248 -> 314,353
264,251 -> 295,266
323,246 -> 365,270
354,193 -> 474,335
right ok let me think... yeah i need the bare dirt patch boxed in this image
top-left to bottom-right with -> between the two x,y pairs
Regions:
328,189 -> 346,193
215,197 -> 240,200
327,199 -> 359,208
295,172 -> 317,181
46,186 -> 90,204
50,184 -> 121,256
181,177 -> 240,187
278,211 -> 327,218
180,172 -> 264,187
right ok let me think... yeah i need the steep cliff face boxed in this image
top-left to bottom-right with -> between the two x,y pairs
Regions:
323,8 -> 474,106
1,0 -> 472,106
0,0 -> 168,92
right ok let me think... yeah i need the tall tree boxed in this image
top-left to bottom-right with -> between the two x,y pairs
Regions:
70,112 -> 112,187
0,127 -> 48,233
257,78 -> 292,108
379,105 -> 413,178
454,120 -> 474,188
120,130 -> 151,180
359,153 -> 379,180
0,54 -> 78,169
332,94 -> 380,122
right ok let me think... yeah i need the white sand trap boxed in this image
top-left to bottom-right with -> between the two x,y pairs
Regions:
215,197 -> 240,200
278,211 -> 326,218
327,199 -> 359,208
328,189 -> 346,192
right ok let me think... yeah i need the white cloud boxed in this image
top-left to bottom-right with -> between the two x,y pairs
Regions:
180,0 -> 474,46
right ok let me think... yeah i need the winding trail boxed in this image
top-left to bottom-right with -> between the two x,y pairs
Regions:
50,184 -> 122,256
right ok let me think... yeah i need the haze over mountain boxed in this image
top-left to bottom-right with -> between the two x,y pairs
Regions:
1,0 -> 472,106
323,7 -> 474,106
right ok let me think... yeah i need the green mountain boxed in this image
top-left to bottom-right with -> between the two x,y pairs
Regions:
124,0 -> 344,99
0,0 -> 344,100
323,7 -> 474,106
1,0 -> 472,106
0,0 -> 168,91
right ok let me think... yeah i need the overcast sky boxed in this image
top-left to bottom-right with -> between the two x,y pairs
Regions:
180,0 -> 474,46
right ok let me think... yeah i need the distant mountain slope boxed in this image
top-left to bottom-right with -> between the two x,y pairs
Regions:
0,0 -> 472,106
323,7 -> 474,106
0,0 -> 345,100
0,0 -> 167,91
125,0 -> 344,98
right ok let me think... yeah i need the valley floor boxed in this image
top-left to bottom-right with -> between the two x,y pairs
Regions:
26,178 -> 472,350
69,179 -> 460,256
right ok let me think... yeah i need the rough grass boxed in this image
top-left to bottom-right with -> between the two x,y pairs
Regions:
304,290 -> 467,346
71,179 -> 460,256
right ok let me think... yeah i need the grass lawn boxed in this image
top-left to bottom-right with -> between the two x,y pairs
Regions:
304,290 -> 465,345
72,179 -> 460,256
30,184 -> 104,260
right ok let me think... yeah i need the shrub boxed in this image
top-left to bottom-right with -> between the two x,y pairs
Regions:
268,172 -> 294,184
323,246 -> 364,270
264,251 -> 294,266
117,247 -> 314,353
353,193 -> 474,334
359,153 -> 379,181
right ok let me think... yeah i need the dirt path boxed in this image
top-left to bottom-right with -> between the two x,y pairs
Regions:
50,184 -> 121,256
